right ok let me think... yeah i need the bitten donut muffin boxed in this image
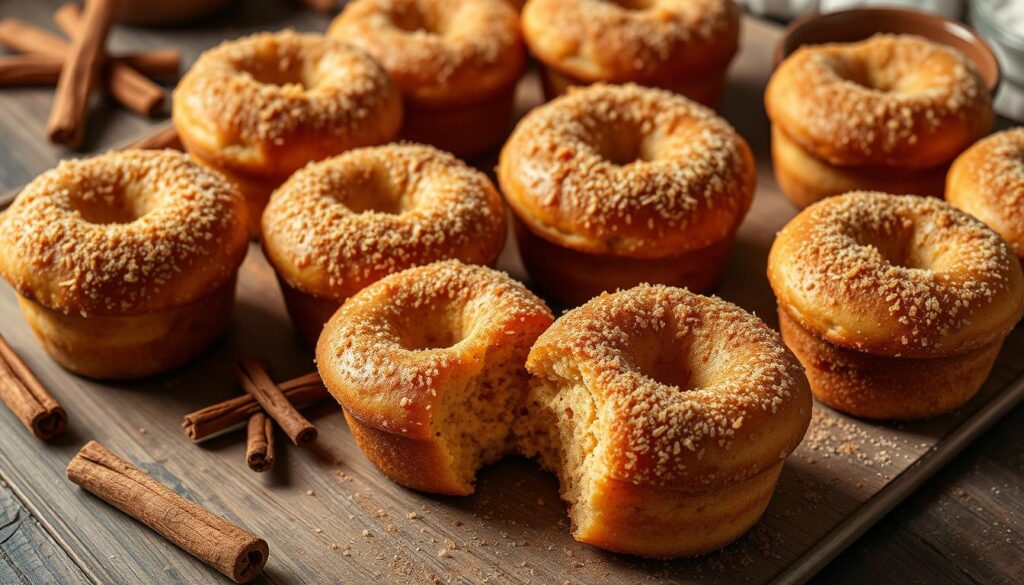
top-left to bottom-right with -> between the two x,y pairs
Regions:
498,83 -> 755,306
329,0 -> 525,158
316,261 -> 554,496
947,127 -> 1024,262
262,144 -> 507,346
0,150 -> 249,379
768,192 -> 1024,420
765,34 -> 993,208
516,285 -> 811,557
522,0 -> 741,105
173,31 -> 402,235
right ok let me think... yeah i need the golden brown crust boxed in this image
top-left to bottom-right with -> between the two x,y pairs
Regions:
328,0 -> 525,108
173,31 -> 402,180
765,34 -> 992,169
527,285 -> 812,490
512,215 -> 733,306
522,0 -> 739,86
770,125 -> 948,208
0,150 -> 249,316
498,83 -> 755,258
946,127 -> 1024,260
261,144 -> 507,305
768,191 -> 1024,358
316,261 -> 553,440
777,306 -> 1002,420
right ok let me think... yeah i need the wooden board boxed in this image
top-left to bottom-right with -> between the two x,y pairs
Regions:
0,11 -> 1022,585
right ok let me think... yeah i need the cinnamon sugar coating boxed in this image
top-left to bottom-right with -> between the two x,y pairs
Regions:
316,260 -> 553,439
261,144 -> 507,303
522,0 -> 739,83
0,150 -> 249,317
498,83 -> 755,258
527,284 -> 811,489
173,30 -> 402,176
766,34 -> 992,169
768,191 -> 1024,358
947,127 -> 1024,260
329,0 -> 525,106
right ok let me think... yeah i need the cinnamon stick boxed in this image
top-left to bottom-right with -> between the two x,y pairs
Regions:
117,48 -> 180,79
0,20 -> 177,79
53,2 -> 165,118
47,0 -> 115,147
235,360 -> 318,447
126,124 -> 181,150
0,54 -> 64,86
67,441 -> 269,583
182,373 -> 327,442
0,18 -> 165,116
245,413 -> 275,472
0,334 -> 67,441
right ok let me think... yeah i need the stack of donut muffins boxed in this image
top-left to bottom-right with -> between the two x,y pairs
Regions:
0,0 -> 1021,560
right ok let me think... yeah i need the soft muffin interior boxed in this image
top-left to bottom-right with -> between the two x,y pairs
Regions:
431,343 -> 533,489
514,370 -> 601,534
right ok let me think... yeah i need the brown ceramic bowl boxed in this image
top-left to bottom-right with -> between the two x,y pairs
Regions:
775,8 -> 1001,95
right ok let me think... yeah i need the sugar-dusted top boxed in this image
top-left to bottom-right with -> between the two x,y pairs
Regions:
261,144 -> 507,303
498,83 -> 755,258
523,0 -> 739,82
0,150 -> 249,316
947,127 -> 1024,259
316,260 -> 554,438
766,34 -> 992,168
528,284 -> 811,489
329,0 -> 525,106
769,191 -> 1024,358
173,30 -> 402,175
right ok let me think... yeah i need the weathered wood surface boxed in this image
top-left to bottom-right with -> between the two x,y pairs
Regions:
0,2 -> 1022,584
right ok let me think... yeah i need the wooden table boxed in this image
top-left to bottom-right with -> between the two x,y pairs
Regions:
0,1 -> 1021,584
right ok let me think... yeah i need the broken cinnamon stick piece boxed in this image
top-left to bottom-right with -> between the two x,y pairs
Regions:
53,3 -> 164,117
117,48 -> 180,79
0,334 -> 67,441
0,18 -> 164,116
47,0 -> 115,147
0,54 -> 64,86
182,373 -> 328,442
67,441 -> 269,583
246,413 -> 275,472
0,19 -> 177,79
235,360 -> 318,447
126,124 -> 181,150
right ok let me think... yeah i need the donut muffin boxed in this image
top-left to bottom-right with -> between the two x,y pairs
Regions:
0,150 -> 249,379
522,0 -> 741,105
516,285 -> 811,557
262,144 -> 507,346
768,191 -> 1024,420
316,261 -> 553,495
766,34 -> 993,208
498,83 -> 755,306
173,31 -> 402,235
947,127 -> 1024,262
329,0 -> 525,158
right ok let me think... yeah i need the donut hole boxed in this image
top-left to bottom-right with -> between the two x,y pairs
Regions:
332,164 -> 411,215
627,331 -> 700,391
853,222 -> 936,271
68,182 -> 151,225
593,123 -> 658,166
610,0 -> 656,10
387,3 -> 445,35
233,50 -> 314,89
392,297 -> 469,351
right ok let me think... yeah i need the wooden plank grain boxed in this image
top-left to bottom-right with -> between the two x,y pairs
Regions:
0,477 -> 91,584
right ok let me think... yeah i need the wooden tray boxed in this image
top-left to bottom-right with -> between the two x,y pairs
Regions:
1,16 -> 1022,585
